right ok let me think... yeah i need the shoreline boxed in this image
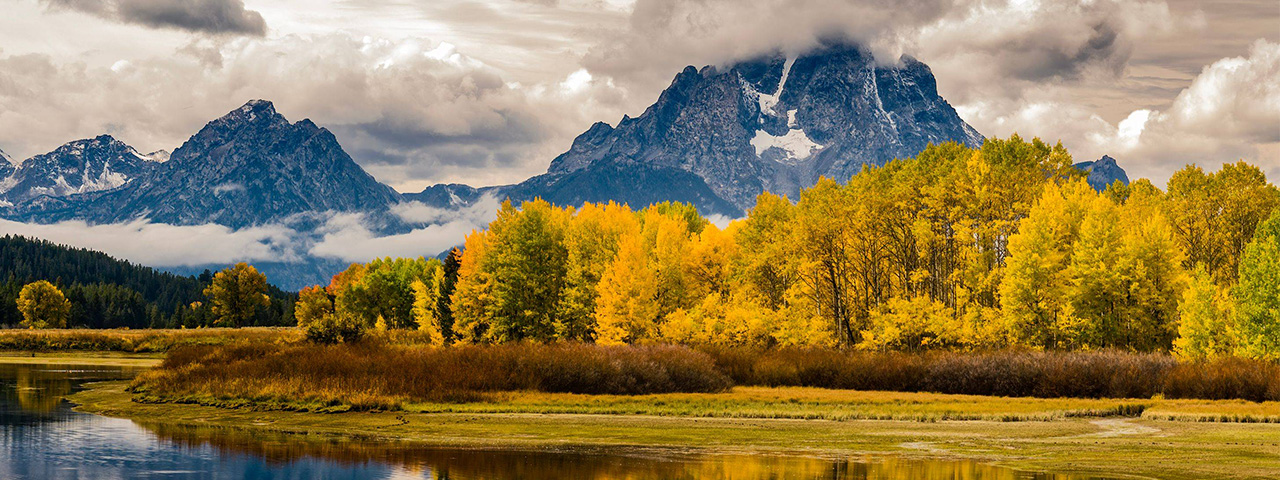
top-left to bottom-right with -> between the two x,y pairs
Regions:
0,352 -> 164,367
69,380 -> 1280,480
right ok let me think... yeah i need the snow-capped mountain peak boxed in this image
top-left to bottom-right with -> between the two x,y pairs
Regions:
0,134 -> 157,204
532,40 -> 985,215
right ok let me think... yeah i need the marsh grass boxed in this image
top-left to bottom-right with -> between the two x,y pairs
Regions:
0,327 -> 299,352
702,347 -> 1280,402
132,341 -> 732,410
130,342 -> 1279,416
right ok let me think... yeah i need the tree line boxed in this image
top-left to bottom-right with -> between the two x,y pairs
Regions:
0,235 -> 295,328
297,136 -> 1280,360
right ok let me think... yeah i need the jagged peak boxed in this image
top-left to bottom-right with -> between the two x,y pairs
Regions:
207,99 -> 287,131
240,98 -> 276,113
39,134 -> 138,159
144,150 -> 171,163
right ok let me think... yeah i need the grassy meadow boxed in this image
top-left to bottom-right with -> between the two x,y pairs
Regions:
0,327 -> 300,353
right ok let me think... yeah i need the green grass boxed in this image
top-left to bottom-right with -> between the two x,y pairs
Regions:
398,387 -> 1155,422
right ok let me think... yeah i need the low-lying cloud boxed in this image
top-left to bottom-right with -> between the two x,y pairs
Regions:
0,196 -> 504,267
0,218 -> 298,266
310,196 -> 502,262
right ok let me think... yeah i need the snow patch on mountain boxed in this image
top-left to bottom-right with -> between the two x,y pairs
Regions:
144,150 -> 171,163
757,56 -> 795,116
751,126 -> 822,162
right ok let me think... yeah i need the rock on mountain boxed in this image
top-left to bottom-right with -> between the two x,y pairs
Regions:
0,135 -> 159,206
13,100 -> 403,228
1074,155 -> 1130,192
489,40 -> 983,216
0,149 -> 13,191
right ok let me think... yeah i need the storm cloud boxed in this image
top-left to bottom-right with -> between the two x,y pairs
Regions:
43,0 -> 267,36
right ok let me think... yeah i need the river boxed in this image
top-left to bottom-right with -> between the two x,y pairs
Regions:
0,359 -> 1109,479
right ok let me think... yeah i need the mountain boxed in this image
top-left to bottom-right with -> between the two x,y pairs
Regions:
9,100 -> 403,228
1074,155 -> 1130,192
1,42 -> 987,289
475,41 -> 983,216
0,135 -> 158,207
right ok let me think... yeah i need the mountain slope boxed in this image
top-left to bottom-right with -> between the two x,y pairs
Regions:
504,41 -> 983,215
0,135 -> 157,206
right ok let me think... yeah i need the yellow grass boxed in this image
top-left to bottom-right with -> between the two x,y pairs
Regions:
0,327 -> 300,352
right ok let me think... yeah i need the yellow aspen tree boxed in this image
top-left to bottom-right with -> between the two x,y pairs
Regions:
450,229 -> 494,343
594,235 -> 660,344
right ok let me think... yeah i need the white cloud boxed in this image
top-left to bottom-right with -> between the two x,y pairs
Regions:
966,39 -> 1279,185
310,217 -> 485,263
390,195 -> 501,225
0,32 -> 610,191
0,196 -> 507,267
0,218 -> 300,266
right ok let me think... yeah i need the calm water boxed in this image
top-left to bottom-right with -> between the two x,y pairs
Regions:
0,360 -> 1107,480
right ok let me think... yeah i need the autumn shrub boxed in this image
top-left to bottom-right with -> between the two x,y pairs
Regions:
700,347 -> 1276,401
1162,357 -> 1280,402
133,341 -> 731,408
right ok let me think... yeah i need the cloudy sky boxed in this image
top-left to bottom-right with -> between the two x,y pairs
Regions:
0,0 -> 1276,193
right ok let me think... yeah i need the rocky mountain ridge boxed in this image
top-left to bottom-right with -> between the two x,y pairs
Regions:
0,135 -> 159,207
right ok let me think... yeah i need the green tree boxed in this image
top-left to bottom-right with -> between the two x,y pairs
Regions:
203,263 -> 269,327
16,280 -> 70,329
295,285 -> 364,343
1234,208 -> 1280,360
335,257 -> 440,330
485,199 -> 572,342
435,248 -> 463,342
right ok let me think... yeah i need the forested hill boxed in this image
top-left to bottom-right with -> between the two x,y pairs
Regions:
0,235 -> 295,328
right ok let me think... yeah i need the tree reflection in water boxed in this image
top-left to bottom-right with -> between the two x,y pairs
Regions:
140,421 -> 1102,480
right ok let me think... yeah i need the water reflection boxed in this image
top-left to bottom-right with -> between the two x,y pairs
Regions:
141,421 -> 1096,480
0,360 -> 1108,479
0,361 -> 144,424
